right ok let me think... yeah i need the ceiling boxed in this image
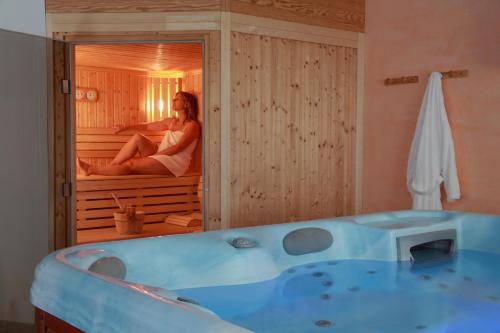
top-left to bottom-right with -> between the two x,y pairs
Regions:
75,43 -> 203,73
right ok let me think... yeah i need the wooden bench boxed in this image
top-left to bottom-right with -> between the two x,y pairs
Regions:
76,128 -> 202,231
76,174 -> 200,230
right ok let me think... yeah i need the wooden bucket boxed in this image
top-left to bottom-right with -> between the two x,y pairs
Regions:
113,210 -> 144,235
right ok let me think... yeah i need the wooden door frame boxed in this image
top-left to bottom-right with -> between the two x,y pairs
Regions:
49,31 -> 219,249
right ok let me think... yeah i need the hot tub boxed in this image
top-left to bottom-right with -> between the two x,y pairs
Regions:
31,211 -> 500,333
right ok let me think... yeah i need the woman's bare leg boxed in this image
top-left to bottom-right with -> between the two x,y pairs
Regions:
110,134 -> 158,165
78,157 -> 173,176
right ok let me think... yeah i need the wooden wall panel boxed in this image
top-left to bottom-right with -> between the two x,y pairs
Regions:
182,71 -> 203,121
45,0 -> 220,13
205,31 -> 221,230
229,0 -> 365,33
75,66 -> 183,172
229,32 -> 357,228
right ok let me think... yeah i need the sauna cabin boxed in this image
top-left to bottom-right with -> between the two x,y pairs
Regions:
74,43 -> 203,243
45,1 -> 364,249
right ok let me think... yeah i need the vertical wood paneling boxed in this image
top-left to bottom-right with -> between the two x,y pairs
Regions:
122,72 -> 130,125
96,71 -> 105,127
152,77 -> 160,121
79,70 -> 88,127
206,31 -> 221,230
105,72 -> 114,127
138,76 -> 146,123
230,32 -> 357,228
113,72 -> 122,126
182,71 -> 203,119
168,78 -> 176,118
76,67 -> 187,128
88,71 -> 97,127
75,66 -> 186,168
129,74 -> 138,124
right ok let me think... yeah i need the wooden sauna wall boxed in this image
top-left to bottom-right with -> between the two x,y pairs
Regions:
230,32 -> 357,228
229,0 -> 365,32
75,66 -> 182,172
182,71 -> 203,121
45,1 -> 365,33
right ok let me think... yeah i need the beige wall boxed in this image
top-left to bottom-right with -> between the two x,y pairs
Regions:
363,0 -> 500,213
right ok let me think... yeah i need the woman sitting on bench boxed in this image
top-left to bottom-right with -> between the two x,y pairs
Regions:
78,91 -> 200,177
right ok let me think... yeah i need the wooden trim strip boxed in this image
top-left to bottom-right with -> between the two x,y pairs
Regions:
46,12 -> 221,36
230,13 -> 359,48
220,12 -> 231,229
46,12 -> 359,48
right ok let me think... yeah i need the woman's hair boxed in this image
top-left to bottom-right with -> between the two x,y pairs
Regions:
177,91 -> 199,124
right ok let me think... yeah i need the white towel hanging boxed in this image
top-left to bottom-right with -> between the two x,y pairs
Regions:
407,72 -> 460,210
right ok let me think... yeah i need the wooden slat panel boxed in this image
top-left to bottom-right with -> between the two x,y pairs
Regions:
113,71 -> 122,126
230,32 -> 357,228
88,71 -> 97,127
77,202 -> 198,219
152,77 -> 160,121
169,78 -> 177,118
79,69 -> 88,127
229,0 -> 365,33
105,71 -> 114,127
160,78 -> 168,118
77,150 -> 118,158
77,127 -> 165,135
122,71 -> 131,126
77,184 -> 198,200
46,0 -> 220,14
96,71 -> 106,126
77,212 -> 200,230
130,74 -> 139,125
138,76 -> 146,123
76,134 -> 164,143
77,142 -> 128,150
77,194 -> 197,209
77,176 -> 200,191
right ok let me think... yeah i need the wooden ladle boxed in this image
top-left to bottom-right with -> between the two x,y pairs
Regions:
110,192 -> 125,212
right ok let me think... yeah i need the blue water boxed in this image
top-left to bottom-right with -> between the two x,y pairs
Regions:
175,250 -> 500,333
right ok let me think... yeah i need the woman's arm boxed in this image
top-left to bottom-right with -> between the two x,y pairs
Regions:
114,118 -> 175,133
157,122 -> 200,156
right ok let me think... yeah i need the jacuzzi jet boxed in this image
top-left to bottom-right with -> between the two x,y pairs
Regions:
230,237 -> 257,249
315,320 -> 333,328
176,296 -> 199,305
397,229 -> 457,262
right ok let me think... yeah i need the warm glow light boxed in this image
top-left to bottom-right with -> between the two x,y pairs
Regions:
151,84 -> 155,120
159,84 -> 163,117
146,83 -> 151,122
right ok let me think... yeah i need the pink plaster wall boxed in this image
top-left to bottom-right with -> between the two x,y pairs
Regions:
362,0 -> 500,213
